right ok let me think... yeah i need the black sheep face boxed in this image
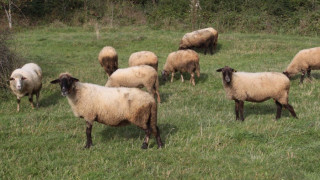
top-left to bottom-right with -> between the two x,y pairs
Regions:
50,74 -> 79,96
161,70 -> 169,81
216,66 -> 236,84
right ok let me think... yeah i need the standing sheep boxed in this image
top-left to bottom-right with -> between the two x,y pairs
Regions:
199,27 -> 218,50
179,29 -> 215,55
162,50 -> 200,86
50,73 -> 163,149
105,65 -> 161,103
217,66 -> 297,121
283,47 -> 320,83
9,63 -> 42,112
128,51 -> 158,71
98,46 -> 118,76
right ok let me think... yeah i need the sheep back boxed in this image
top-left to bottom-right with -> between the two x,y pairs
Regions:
98,46 -> 118,76
224,72 -> 290,104
200,27 -> 218,49
128,51 -> 158,71
164,49 -> 200,75
179,29 -> 214,50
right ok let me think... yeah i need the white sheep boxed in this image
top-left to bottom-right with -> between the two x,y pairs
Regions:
105,65 -> 161,103
199,27 -> 218,50
9,63 -> 42,112
50,73 -> 163,149
98,46 -> 118,76
162,49 -> 200,86
283,47 -> 320,83
179,29 -> 215,55
217,66 -> 297,120
128,51 -> 158,71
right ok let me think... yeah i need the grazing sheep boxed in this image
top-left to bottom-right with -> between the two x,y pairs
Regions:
105,65 -> 161,103
51,73 -> 163,149
129,51 -> 158,71
98,46 -> 118,76
283,47 -> 320,83
179,29 -> 215,55
162,50 -> 200,86
9,63 -> 42,112
199,27 -> 218,50
217,66 -> 297,121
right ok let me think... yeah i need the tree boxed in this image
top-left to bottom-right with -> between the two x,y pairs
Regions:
1,0 -> 13,28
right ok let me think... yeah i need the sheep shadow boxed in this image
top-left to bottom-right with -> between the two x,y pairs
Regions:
193,43 -> 222,55
39,91 -> 63,108
158,92 -> 172,103
99,123 -> 178,148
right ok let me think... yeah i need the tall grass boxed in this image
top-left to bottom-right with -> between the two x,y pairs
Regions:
0,26 -> 320,179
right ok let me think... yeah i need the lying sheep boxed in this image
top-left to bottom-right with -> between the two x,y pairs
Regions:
217,66 -> 297,121
179,29 -> 215,55
162,50 -> 200,86
9,63 -> 42,112
98,46 -> 118,76
283,47 -> 320,83
200,27 -> 218,50
51,73 -> 163,149
105,65 -> 161,103
129,51 -> 158,71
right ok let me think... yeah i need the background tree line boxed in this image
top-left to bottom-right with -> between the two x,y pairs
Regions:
1,0 -> 319,35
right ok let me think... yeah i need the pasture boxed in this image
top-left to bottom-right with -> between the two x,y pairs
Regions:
1,26 -> 320,179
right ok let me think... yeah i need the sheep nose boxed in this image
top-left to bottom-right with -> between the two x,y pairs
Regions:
225,76 -> 231,83
61,87 -> 68,96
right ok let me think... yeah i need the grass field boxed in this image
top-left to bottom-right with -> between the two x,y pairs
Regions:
1,26 -> 320,179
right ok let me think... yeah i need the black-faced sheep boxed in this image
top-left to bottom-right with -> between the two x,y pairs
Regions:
283,47 -> 320,83
9,63 -> 42,112
51,73 -> 163,149
98,46 -> 118,76
162,49 -> 200,86
179,29 -> 215,55
217,66 -> 297,121
128,51 -> 158,71
105,65 -> 161,103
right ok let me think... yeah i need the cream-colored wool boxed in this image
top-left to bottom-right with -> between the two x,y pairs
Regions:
179,29 -> 214,51
105,65 -> 161,103
128,51 -> 158,71
98,46 -> 118,76
199,27 -> 218,49
222,72 -> 290,104
10,63 -> 42,111
284,47 -> 320,77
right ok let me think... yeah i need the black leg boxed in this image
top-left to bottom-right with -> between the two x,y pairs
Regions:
141,128 -> 151,149
85,121 -> 93,148
307,68 -> 311,78
239,101 -> 244,121
275,101 -> 282,120
284,104 -> 297,118
155,126 -> 163,149
300,71 -> 306,84
235,100 -> 240,120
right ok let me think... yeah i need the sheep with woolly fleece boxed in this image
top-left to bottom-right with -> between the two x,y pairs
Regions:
199,27 -> 218,50
98,46 -> 118,76
179,29 -> 215,55
217,66 -> 297,121
162,49 -> 200,86
50,73 -> 163,149
105,65 -> 161,103
129,51 -> 158,71
283,47 -> 320,83
9,63 -> 42,112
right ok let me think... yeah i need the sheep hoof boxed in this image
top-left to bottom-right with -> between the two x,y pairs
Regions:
141,142 -> 148,149
84,143 -> 93,149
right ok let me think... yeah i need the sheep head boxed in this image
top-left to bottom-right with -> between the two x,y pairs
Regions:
161,70 -> 169,81
9,75 -> 27,91
50,73 -> 79,96
216,66 -> 236,84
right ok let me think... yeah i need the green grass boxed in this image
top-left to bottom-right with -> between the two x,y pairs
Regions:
1,25 -> 320,179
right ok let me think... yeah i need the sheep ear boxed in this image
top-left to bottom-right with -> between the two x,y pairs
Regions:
50,79 -> 60,84
216,68 -> 223,72
71,77 -> 79,82
283,71 -> 289,77
232,69 -> 237,72
9,77 -> 14,81
21,76 -> 27,80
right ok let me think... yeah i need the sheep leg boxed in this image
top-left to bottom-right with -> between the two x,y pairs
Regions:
154,126 -> 163,148
300,71 -> 306,84
170,72 -> 174,82
17,98 -> 21,112
239,101 -> 244,121
36,92 -> 40,108
85,121 -> 93,148
180,73 -> 184,82
284,104 -> 297,118
307,68 -> 311,79
29,94 -> 34,109
275,101 -> 282,120
141,128 -> 151,149
235,100 -> 240,120
190,72 -> 195,86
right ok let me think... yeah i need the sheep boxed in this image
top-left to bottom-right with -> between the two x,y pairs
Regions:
283,47 -> 320,83
105,65 -> 161,103
199,27 -> 218,50
162,49 -> 200,86
50,73 -> 163,149
179,28 -> 215,55
9,63 -> 42,112
217,66 -> 297,121
98,46 -> 118,76
128,51 -> 158,71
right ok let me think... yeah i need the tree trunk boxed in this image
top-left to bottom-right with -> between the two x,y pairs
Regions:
4,1 -> 12,29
